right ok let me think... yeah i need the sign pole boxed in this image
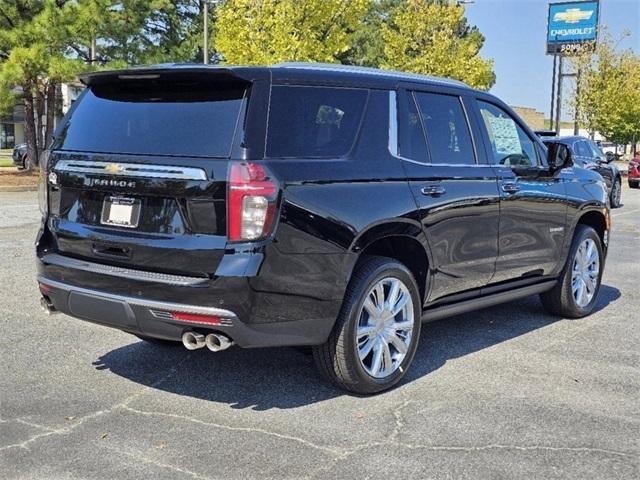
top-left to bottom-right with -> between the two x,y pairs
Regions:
555,55 -> 564,136
574,68 -> 581,135
550,53 -> 558,131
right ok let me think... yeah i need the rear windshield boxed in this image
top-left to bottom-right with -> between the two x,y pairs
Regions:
56,81 -> 246,157
266,86 -> 368,158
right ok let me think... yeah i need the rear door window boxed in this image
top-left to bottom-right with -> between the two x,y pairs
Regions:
56,82 -> 246,157
413,92 -> 476,165
266,86 -> 368,158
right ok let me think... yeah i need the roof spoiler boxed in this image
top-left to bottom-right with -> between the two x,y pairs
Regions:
79,65 -> 254,87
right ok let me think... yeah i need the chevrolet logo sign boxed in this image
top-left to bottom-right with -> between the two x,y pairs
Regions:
554,8 -> 594,24
104,163 -> 124,174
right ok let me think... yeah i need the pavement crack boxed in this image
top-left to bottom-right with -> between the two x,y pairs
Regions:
0,410 -> 108,452
102,444 -> 212,479
120,405 -> 345,456
394,442 -> 635,458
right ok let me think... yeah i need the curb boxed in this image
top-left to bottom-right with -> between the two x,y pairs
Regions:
0,185 -> 38,192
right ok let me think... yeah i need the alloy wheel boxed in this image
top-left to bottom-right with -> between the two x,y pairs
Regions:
571,238 -> 600,307
356,277 -> 414,379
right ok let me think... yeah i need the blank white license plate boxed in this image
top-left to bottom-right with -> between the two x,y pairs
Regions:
101,197 -> 141,228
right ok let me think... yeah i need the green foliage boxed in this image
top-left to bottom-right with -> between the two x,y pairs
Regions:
572,33 -> 640,145
215,0 -> 370,65
381,0 -> 495,90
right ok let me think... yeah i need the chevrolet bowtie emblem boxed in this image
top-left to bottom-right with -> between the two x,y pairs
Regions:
554,8 -> 594,24
105,163 -> 124,174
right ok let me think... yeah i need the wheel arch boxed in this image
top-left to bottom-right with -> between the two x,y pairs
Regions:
351,222 -> 431,302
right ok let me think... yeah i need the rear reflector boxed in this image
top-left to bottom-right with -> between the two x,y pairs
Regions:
150,309 -> 234,326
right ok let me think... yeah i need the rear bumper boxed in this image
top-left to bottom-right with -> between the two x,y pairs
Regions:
37,275 -> 337,348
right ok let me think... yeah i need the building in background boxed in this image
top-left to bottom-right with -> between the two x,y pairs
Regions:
0,104 -> 25,149
511,105 -> 546,130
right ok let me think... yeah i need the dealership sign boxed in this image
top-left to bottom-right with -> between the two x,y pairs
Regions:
547,1 -> 599,55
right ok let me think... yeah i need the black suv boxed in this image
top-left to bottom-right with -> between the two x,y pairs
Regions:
541,136 -> 622,208
37,64 -> 610,394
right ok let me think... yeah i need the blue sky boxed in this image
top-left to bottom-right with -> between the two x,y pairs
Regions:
465,0 -> 640,118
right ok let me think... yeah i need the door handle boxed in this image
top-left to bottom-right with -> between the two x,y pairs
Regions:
421,185 -> 446,196
501,182 -> 520,194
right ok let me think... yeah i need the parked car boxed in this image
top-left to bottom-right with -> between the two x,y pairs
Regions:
542,136 -> 622,208
12,143 -> 27,169
36,64 -> 610,394
628,153 -> 640,188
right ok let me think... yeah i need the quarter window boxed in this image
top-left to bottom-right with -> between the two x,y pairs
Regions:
477,101 -> 538,167
414,92 -> 476,165
266,86 -> 367,158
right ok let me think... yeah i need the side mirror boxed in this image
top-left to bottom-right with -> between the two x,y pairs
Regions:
546,142 -> 571,171
605,152 -> 616,163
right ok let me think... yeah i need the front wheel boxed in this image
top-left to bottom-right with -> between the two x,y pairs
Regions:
540,225 -> 603,318
313,256 -> 422,394
610,178 -> 622,208
629,180 -> 639,189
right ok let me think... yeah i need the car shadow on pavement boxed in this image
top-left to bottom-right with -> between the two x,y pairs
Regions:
93,284 -> 620,410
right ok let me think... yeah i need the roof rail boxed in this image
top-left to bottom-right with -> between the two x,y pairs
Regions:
272,62 -> 469,88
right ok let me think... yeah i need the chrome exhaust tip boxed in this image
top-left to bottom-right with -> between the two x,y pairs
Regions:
40,296 -> 57,315
205,333 -> 233,352
181,331 -> 206,350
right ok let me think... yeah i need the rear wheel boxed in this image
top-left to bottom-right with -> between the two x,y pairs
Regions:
540,225 -> 603,318
629,180 -> 639,189
610,178 -> 621,208
313,256 -> 421,394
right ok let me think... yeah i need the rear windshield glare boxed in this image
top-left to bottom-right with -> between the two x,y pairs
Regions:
55,81 -> 246,158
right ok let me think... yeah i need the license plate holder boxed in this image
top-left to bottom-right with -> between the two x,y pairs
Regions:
101,196 -> 141,228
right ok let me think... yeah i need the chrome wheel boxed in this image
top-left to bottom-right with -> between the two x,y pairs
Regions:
356,277 -> 414,379
571,238 -> 600,307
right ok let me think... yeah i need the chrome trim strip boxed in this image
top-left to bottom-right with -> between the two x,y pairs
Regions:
42,253 -> 208,287
54,160 -> 207,181
38,276 -> 237,318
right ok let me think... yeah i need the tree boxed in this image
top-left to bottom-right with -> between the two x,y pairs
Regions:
381,0 -> 495,90
215,0 -> 370,65
338,0 -> 403,67
572,33 -> 640,150
0,0 -> 82,168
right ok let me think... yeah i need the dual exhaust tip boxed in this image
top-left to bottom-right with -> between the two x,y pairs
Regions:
182,332 -> 233,352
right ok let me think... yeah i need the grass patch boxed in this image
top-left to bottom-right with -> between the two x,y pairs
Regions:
0,158 -> 14,168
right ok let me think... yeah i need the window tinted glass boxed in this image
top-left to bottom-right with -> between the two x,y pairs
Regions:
57,82 -> 246,157
477,101 -> 538,167
575,141 -> 592,157
414,92 -> 475,165
588,140 -> 605,159
398,94 -> 429,162
266,86 -> 367,158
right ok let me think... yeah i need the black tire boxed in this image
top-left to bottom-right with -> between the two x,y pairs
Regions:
17,155 -> 27,170
629,180 -> 639,189
609,178 -> 621,208
133,334 -> 181,347
540,225 -> 603,318
312,256 -> 422,394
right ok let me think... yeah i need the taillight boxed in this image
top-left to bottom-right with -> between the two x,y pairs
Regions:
227,162 -> 279,242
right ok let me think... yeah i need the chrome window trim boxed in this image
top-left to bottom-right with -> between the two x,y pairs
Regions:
388,90 -> 493,168
42,253 -> 208,287
54,160 -> 207,181
38,276 -> 237,319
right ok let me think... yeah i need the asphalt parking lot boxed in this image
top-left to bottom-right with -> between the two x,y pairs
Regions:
1,186 -> 638,480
